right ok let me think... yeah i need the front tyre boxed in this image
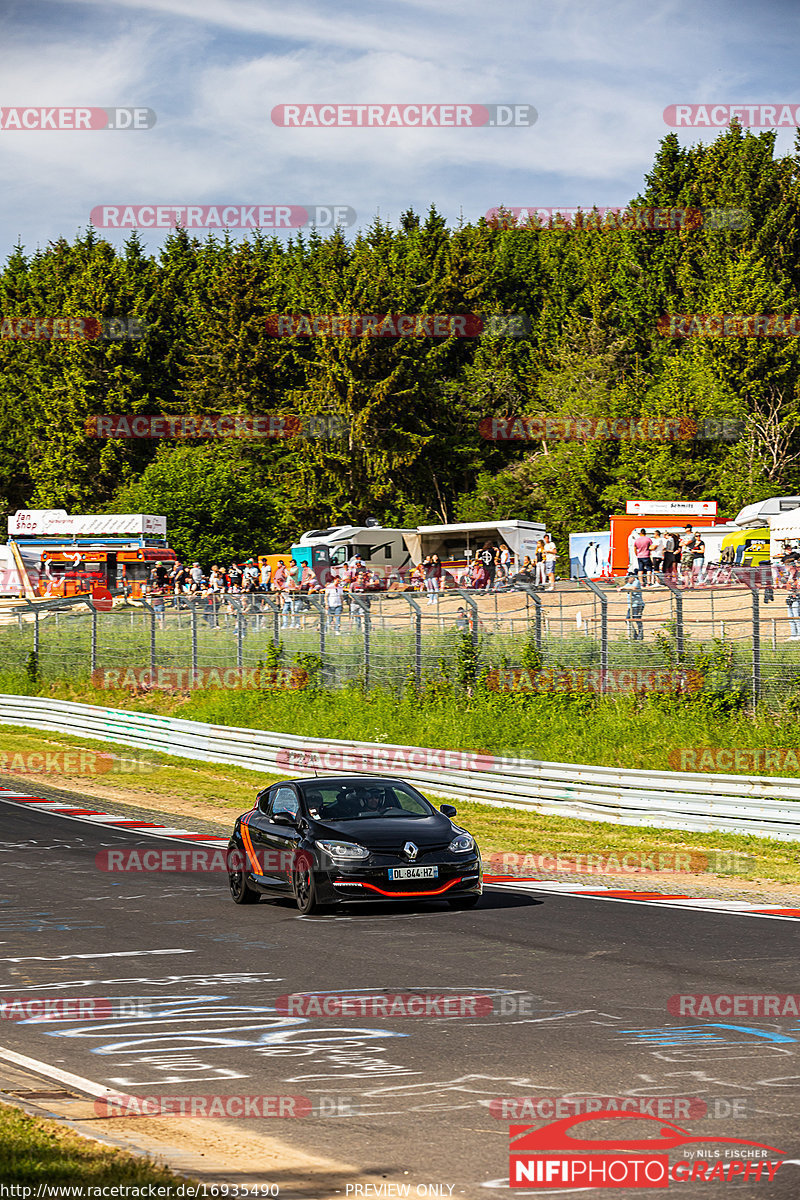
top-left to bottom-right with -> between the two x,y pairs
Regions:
294,858 -> 321,915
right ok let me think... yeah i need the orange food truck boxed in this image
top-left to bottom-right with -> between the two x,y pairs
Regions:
5,510 -> 176,600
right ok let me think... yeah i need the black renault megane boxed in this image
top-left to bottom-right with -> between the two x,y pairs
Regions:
227,775 -> 482,914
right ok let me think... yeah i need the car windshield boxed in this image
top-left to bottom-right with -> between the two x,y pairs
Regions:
299,781 -> 433,820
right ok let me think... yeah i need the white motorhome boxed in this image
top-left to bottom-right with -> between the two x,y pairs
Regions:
292,524 -> 415,582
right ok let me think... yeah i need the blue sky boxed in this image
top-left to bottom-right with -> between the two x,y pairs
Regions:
1,0 -> 799,260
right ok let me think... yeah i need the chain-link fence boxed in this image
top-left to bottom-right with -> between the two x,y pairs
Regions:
1,580 -> 799,706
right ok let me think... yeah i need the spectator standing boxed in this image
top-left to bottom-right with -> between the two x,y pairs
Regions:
243,559 -> 260,591
190,562 -> 204,588
422,556 -> 437,604
543,535 -> 557,591
455,606 -> 470,633
430,554 -> 443,597
786,565 -> 800,640
272,560 -> 288,592
679,526 -> 696,588
534,540 -> 546,587
228,562 -> 243,591
692,534 -> 706,585
260,560 -> 272,591
622,571 -> 645,640
171,561 -> 188,596
633,529 -> 653,585
649,530 -> 665,585
150,560 -> 169,588
662,533 -> 676,581
325,575 -> 344,634
281,570 -> 301,629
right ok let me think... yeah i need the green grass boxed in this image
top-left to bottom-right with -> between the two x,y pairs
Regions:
12,673 -> 799,777
0,1102 -> 194,1188
2,717 -> 800,888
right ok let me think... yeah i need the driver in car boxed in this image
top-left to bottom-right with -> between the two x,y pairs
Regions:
362,785 -> 388,814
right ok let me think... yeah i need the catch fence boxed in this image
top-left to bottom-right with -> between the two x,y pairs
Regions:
0,581 -> 799,705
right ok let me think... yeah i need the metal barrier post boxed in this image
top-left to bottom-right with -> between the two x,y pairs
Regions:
350,596 -> 370,688
257,595 -> 281,645
514,583 -> 542,650
660,576 -> 684,661
751,585 -> 761,707
579,578 -> 607,691
190,604 -> 197,678
398,593 -> 422,688
91,608 -> 97,674
455,589 -> 479,655
306,597 -> 327,683
150,607 -> 157,677
33,612 -> 39,660
237,612 -> 244,670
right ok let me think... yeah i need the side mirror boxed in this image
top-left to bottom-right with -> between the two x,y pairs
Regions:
440,804 -> 457,817
273,810 -> 297,826
257,791 -> 270,813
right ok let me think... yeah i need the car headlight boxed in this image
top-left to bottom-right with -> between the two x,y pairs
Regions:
448,833 -> 475,853
315,839 -> 369,860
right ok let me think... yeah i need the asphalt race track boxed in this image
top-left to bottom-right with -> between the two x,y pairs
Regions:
1,791 -> 799,1198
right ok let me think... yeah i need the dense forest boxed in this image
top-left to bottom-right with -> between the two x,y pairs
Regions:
2,126 -> 800,563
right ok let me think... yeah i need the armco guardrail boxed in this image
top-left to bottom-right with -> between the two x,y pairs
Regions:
0,694 -> 799,840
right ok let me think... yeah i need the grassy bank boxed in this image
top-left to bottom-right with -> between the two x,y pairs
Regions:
1,725 -> 799,887
0,1102 -> 192,1188
5,671 -> 800,776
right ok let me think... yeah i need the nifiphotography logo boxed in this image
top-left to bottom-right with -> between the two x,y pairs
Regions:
508,1111 -> 786,1188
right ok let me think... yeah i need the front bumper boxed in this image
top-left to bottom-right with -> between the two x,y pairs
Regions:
315,855 -> 482,904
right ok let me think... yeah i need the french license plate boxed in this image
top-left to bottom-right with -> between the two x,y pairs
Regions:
389,866 -> 438,880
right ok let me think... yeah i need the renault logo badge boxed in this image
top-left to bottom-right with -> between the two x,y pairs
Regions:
404,842 -> 418,860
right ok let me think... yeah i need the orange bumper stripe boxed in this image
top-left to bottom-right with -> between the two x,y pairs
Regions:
358,877 -> 465,898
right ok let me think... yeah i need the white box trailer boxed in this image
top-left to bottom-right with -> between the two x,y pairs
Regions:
410,520 -> 546,571
770,513 -> 800,558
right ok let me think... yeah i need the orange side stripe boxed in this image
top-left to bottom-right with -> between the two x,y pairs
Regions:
239,821 -> 263,876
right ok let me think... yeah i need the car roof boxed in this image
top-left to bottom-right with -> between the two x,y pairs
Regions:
282,776 -> 410,788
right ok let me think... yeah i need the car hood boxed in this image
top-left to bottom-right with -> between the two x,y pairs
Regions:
312,812 -> 456,849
